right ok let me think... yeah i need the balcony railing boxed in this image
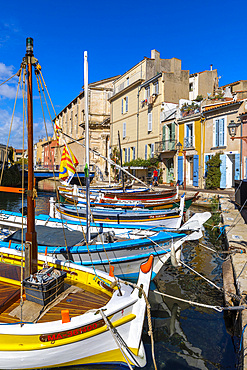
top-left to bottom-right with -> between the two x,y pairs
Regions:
113,70 -> 145,96
155,140 -> 177,154
184,136 -> 194,148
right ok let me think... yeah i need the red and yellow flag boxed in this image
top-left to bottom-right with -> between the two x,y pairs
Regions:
59,145 -> 78,184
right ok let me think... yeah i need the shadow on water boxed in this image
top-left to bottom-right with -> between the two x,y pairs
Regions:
0,193 -> 241,369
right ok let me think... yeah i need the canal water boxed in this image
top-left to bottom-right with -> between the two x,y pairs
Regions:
0,191 -> 240,369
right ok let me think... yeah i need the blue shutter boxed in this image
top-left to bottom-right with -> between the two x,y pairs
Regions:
133,147 -> 135,160
235,153 -> 240,180
145,145 -> 147,160
219,118 -> 224,146
121,99 -> 123,114
205,155 -> 209,177
126,96 -> 128,112
193,155 -> 199,186
128,148 -> 130,162
220,154 -> 226,188
177,156 -> 183,185
215,120 -> 219,146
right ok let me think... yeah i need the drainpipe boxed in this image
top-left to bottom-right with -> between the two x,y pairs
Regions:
241,119 -> 243,179
137,86 -> 140,158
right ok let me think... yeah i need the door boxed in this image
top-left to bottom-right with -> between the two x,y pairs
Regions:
166,158 -> 174,183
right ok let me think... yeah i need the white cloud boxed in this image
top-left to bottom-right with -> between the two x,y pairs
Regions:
0,62 -> 19,99
0,108 -> 53,149
0,63 -> 15,81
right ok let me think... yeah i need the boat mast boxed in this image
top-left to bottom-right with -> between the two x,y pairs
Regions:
84,51 -> 90,242
24,37 -> 37,278
118,130 -> 125,191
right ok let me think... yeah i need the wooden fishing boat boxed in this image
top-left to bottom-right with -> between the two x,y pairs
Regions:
0,39 -> 154,369
101,188 -> 177,201
54,195 -> 185,229
3,211 -> 211,281
61,191 -> 200,211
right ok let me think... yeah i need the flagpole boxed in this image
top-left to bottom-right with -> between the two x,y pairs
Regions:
84,51 -> 90,242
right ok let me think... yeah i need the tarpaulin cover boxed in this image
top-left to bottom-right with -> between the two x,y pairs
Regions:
5,225 -> 85,248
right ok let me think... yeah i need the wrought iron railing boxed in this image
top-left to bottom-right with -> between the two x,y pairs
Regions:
184,136 -> 194,148
155,140 -> 177,154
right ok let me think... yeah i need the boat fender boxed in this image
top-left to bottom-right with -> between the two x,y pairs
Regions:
61,309 -> 70,323
109,265 -> 115,277
141,254 -> 154,274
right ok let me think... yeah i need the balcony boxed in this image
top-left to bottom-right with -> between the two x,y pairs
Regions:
113,71 -> 145,96
184,136 -> 194,148
155,140 -> 177,154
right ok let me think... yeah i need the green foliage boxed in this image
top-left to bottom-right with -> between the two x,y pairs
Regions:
205,153 -> 221,189
180,101 -> 199,112
123,156 -> 160,168
194,95 -> 203,102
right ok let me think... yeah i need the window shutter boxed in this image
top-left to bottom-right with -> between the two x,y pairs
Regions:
145,145 -> 147,160
151,143 -> 154,158
123,122 -> 126,138
205,154 -> 209,176
220,154 -> 226,188
133,146 -> 135,160
125,149 -> 127,162
126,96 -> 128,112
193,155 -> 199,186
121,99 -> 123,114
235,153 -> 240,180
177,156 -> 183,185
219,118 -> 224,146
215,119 -> 219,146
148,112 -> 152,132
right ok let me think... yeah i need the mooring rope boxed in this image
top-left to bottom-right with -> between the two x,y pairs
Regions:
153,290 -> 245,312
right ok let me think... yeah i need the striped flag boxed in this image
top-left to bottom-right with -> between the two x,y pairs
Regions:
59,145 -> 79,184
54,120 -> 61,145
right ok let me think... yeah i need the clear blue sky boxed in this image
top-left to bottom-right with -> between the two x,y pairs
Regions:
0,0 -> 246,148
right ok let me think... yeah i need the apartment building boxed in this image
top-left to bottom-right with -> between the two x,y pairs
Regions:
189,67 -> 218,101
109,50 -> 189,180
202,99 -> 245,188
55,76 -> 118,179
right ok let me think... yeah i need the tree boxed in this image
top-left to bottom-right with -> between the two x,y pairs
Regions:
205,153 -> 221,189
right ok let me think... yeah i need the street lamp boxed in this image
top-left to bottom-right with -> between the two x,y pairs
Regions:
227,120 -> 240,138
176,141 -> 186,190
176,142 -> 182,152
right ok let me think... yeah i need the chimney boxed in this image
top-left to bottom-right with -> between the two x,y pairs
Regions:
210,64 -> 213,71
151,49 -> 160,60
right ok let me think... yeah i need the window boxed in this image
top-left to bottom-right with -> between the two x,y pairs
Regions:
71,111 -> 73,134
124,148 -> 127,163
145,86 -> 150,99
153,82 -> 159,95
148,111 -> 152,132
123,122 -> 126,139
214,118 -> 226,147
132,146 -> 136,160
121,97 -> 128,114
128,148 -> 130,162
184,123 -> 194,148
126,77 -> 129,86
151,143 -> 154,158
145,145 -> 147,160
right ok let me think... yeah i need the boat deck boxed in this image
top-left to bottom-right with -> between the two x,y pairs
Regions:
0,262 -> 110,324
